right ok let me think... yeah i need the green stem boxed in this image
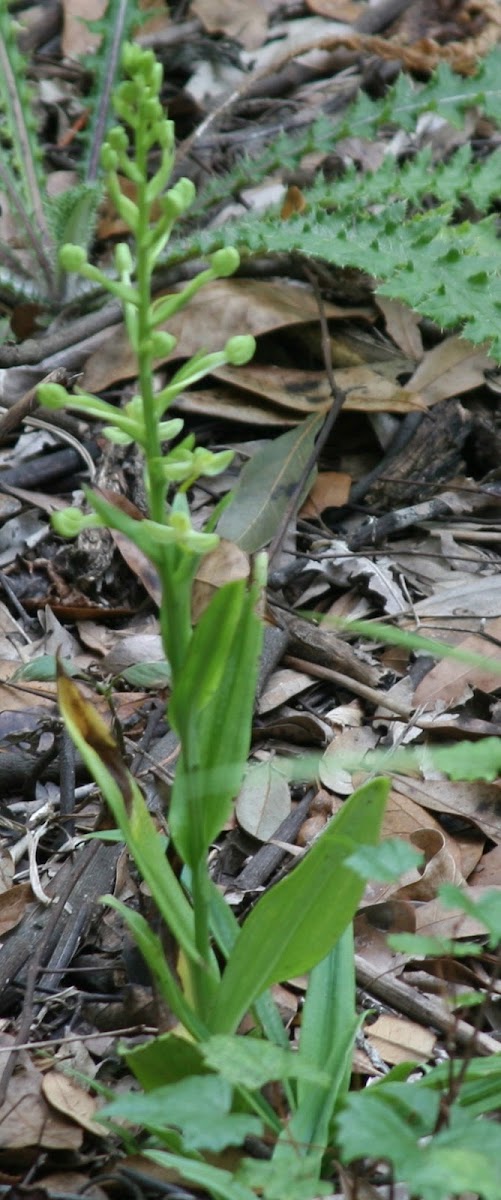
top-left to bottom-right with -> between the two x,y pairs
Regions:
157,550 -> 193,682
134,133 -> 164,525
191,858 -> 214,1018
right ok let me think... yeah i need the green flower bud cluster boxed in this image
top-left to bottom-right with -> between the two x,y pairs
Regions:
52,494 -> 218,558
37,37 -> 257,667
154,440 -> 234,490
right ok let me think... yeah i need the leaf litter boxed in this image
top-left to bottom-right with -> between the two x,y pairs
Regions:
1,0 -> 501,1195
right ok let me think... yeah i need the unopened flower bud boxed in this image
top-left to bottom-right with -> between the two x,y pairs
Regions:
38,383 -> 69,409
224,335 -> 256,366
52,508 -> 101,538
59,244 -> 87,272
210,247 -> 240,277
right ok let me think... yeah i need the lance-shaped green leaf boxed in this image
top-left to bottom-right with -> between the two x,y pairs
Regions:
168,567 -> 264,867
209,777 -> 389,1033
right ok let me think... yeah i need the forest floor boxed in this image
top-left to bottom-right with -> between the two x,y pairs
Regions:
1,0 -> 501,1196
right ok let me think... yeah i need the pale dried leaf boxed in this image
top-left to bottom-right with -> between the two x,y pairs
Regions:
0,849 -> 14,895
392,776 -> 501,844
406,336 -> 492,407
61,0 -> 105,59
0,882 -> 32,933
376,297 -> 424,361
396,828 -> 465,901
43,1071 -> 108,1137
318,538 -> 407,615
414,575 -> 501,621
0,1057 -> 82,1150
413,615 -> 501,708
81,280 -> 357,394
300,471 -> 351,516
214,360 -> 421,416
192,539 -> 249,623
191,0 -> 268,49
236,762 -> 291,841
258,668 -> 314,714
367,1014 -> 435,1065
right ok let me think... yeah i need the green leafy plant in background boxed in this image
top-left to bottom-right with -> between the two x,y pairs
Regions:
36,41 -> 391,1200
335,884 -> 501,1200
185,48 -> 501,222
0,0 -> 141,311
172,46 -> 501,360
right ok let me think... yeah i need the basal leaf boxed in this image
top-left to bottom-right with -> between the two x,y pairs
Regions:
210,777 -> 388,1033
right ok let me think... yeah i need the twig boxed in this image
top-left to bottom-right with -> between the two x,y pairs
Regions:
284,653 -> 413,716
355,954 -> 501,1055
0,842 -> 100,1105
234,788 -> 316,891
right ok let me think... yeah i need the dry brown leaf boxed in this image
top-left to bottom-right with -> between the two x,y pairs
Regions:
320,726 -> 378,794
413,575 -> 501,623
191,0 -> 268,48
392,775 -> 501,845
236,762 -> 291,841
102,633 -> 164,675
376,297 -> 424,361
37,1174 -> 108,1200
470,843 -> 501,888
258,668 -> 314,714
406,336 -> 492,407
414,888 -> 501,940
0,1054 -> 82,1150
214,361 -> 422,416
413,615 -> 501,708
0,882 -> 33,934
367,1013 -> 435,1065
111,528 -> 161,605
256,709 -> 329,746
300,471 -> 351,517
61,0 -> 105,59
192,539 -> 249,623
81,280 -> 359,394
174,388 -> 295,426
355,912 -> 410,979
0,849 -> 14,895
381,787 -> 448,841
0,671 -> 57,712
43,1072 -> 108,1137
454,832 -> 484,881
396,828 -> 465,901
304,0 -> 360,17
